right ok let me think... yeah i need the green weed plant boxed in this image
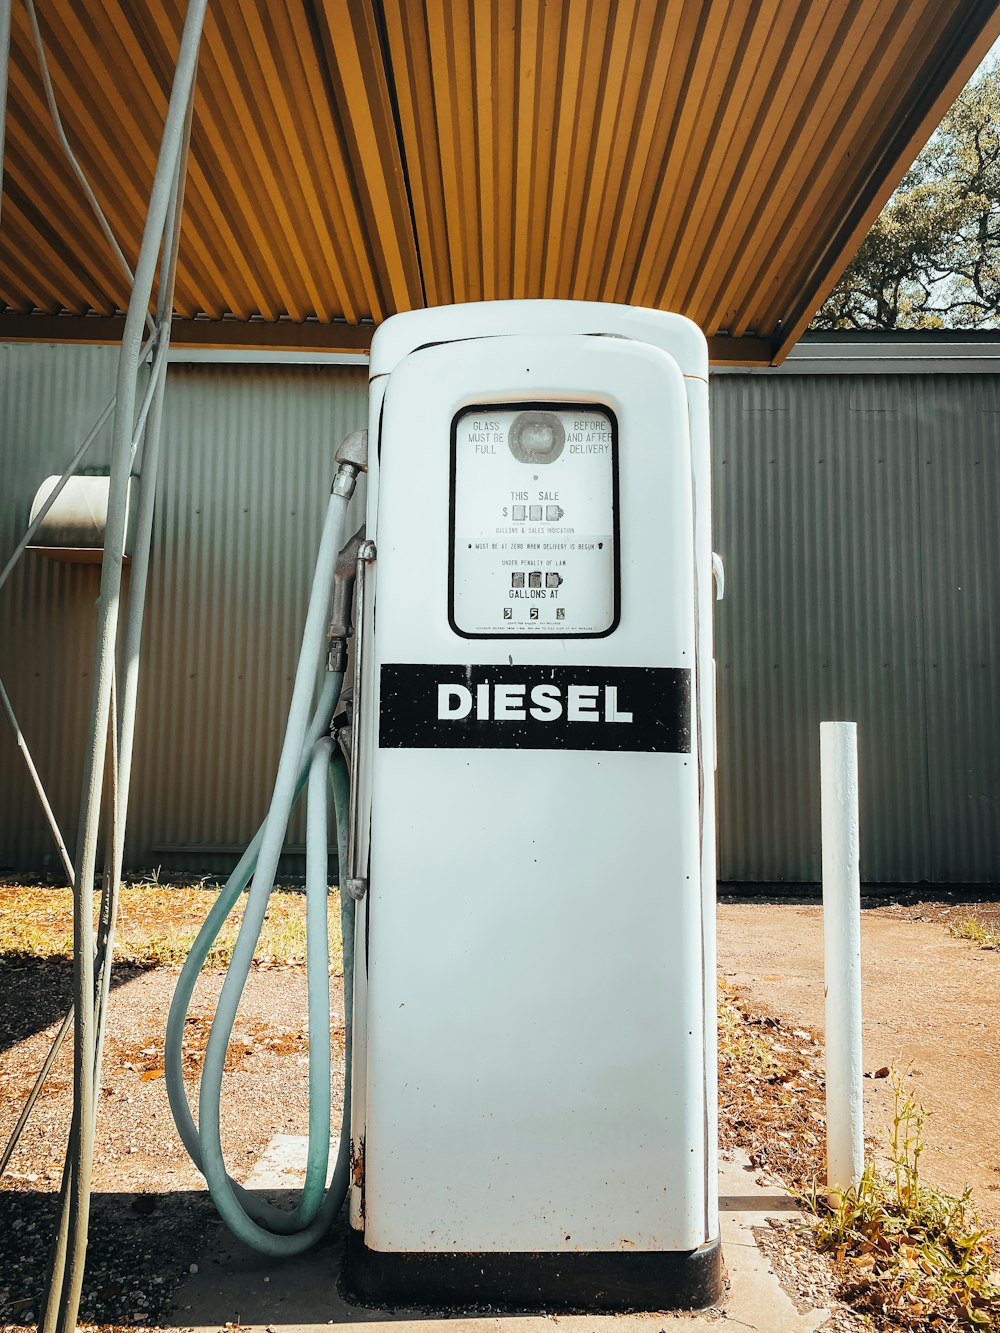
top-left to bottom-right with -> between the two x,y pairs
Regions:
812,1073 -> 1000,1329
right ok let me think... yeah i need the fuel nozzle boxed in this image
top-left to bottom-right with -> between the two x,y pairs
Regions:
328,524 -> 366,673
332,428 -> 368,498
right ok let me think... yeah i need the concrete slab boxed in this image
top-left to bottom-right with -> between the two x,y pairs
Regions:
242,1134 -> 340,1190
168,1142 -> 831,1331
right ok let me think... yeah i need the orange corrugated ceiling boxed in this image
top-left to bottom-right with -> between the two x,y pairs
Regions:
1,0 -> 998,363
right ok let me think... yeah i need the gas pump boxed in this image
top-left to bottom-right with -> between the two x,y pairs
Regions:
167,301 -> 721,1312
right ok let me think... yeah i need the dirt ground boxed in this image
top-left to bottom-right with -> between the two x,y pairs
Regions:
718,897 -> 1000,1227
0,959 -> 346,1327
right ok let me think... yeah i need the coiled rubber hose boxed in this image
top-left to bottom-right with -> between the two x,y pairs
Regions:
165,489 -> 355,1255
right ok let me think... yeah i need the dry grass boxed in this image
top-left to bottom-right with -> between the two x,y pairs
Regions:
949,917 -> 1000,951
0,883 -> 343,972
718,979 -> 828,1191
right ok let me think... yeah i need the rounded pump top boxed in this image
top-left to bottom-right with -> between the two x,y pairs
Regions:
368,301 -> 708,382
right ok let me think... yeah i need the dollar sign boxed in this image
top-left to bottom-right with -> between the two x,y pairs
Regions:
502,506 -> 508,517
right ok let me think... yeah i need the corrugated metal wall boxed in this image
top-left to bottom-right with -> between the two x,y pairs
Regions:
2,346 -> 999,884
713,371 -> 1000,885
2,344 -> 120,874
0,346 -> 367,875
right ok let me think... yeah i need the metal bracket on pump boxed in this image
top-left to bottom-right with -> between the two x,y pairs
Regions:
344,538 -> 376,902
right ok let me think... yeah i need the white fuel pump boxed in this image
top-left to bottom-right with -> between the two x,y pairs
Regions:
347,302 -> 720,1309
167,301 -> 720,1313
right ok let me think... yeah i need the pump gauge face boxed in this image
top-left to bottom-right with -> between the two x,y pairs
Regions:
449,402 -> 619,637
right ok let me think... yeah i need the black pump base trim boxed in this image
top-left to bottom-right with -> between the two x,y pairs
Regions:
344,1231 -> 723,1313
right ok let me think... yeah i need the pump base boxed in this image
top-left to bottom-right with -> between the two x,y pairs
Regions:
345,1231 -> 722,1313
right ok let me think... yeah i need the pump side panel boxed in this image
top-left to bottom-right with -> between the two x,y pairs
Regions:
362,335 -> 707,1254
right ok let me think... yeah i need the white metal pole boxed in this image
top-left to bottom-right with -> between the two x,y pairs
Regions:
821,721 -> 864,1200
38,6 -> 207,1330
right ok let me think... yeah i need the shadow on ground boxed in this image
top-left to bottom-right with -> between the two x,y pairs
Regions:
0,957 -> 146,1055
0,1191 -> 450,1329
0,1187 -> 219,1327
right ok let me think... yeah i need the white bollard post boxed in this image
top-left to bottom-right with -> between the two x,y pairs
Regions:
820,721 -> 864,1202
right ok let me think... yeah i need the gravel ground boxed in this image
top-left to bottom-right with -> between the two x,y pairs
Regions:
754,1220 -> 869,1332
0,958 -> 346,1329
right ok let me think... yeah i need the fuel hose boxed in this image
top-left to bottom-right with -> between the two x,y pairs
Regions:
165,441 -> 363,1255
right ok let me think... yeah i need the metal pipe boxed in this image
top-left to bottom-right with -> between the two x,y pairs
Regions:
821,720 -> 864,1201
41,675 -> 119,1325
21,0 -> 155,335
0,676 -> 74,883
39,4 -> 207,1329
129,338 -> 169,468
113,97 -> 192,853
1,673 -> 116,1179
97,83 -> 195,1077
92,666 -> 119,1074
33,109 -> 196,1266
110,58 -> 193,925
0,0 -> 12,227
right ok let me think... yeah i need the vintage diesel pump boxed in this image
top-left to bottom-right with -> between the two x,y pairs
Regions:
347,303 -> 719,1308
167,301 -> 721,1312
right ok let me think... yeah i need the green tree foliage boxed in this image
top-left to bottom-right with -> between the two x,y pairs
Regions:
813,64 -> 1000,329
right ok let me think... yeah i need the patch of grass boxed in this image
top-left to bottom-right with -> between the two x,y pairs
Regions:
811,1072 -> 1000,1330
949,917 -> 1000,951
0,883 -> 343,971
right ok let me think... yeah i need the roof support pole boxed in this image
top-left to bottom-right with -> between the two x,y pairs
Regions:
37,4 -> 207,1331
96,83 -> 196,1084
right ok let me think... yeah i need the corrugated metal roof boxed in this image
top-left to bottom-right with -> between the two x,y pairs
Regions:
1,0 -> 422,324
0,0 -> 998,362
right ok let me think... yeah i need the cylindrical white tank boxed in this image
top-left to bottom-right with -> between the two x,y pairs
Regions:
28,475 -> 134,562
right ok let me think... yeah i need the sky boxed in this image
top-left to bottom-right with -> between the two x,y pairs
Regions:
975,32 -> 1000,76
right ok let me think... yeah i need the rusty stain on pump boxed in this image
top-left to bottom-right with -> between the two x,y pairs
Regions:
351,1136 -> 365,1220
352,1135 -> 368,1189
